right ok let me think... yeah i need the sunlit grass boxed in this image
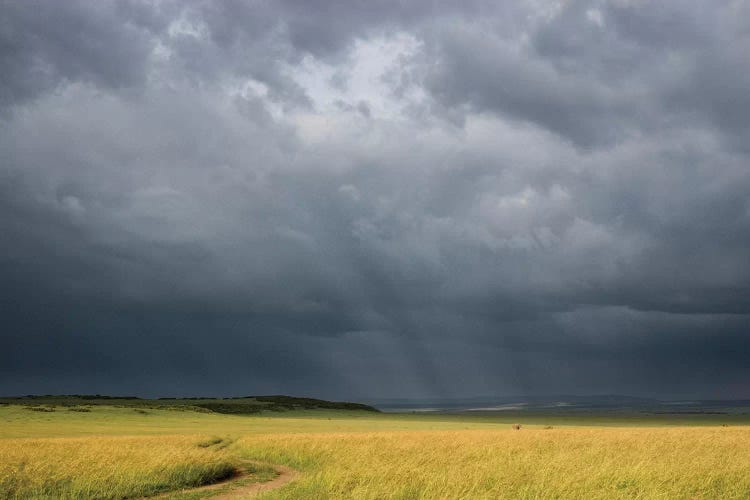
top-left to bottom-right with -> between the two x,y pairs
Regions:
2,405 -> 750,499
240,427 -> 750,499
0,435 -> 237,499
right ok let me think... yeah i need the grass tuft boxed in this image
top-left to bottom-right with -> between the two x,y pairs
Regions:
197,437 -> 224,448
23,406 -> 55,413
68,406 -> 91,413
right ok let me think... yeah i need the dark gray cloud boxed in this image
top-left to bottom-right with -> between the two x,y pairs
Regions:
1,0 -> 749,399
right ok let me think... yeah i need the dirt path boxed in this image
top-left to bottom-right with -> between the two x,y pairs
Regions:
211,461 -> 299,499
153,460 -> 299,499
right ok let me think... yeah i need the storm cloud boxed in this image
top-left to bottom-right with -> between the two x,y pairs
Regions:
1,0 -> 749,399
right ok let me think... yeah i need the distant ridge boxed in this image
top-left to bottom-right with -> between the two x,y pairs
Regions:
0,394 -> 380,414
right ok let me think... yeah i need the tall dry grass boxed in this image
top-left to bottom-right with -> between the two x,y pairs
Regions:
238,426 -> 750,499
0,435 -> 236,499
3,406 -> 750,499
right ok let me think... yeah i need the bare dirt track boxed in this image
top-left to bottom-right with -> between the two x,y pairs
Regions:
152,460 -> 299,499
212,461 -> 298,499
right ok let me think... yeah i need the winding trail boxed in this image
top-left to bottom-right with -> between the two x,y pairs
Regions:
211,461 -> 299,499
154,460 -> 299,499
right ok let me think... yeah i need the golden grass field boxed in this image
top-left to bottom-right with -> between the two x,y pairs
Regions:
0,435 -> 238,499
2,405 -> 750,499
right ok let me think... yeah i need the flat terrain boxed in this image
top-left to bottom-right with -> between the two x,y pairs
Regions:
2,401 -> 750,498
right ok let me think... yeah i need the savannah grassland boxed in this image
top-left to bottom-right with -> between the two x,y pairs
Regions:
2,404 -> 750,499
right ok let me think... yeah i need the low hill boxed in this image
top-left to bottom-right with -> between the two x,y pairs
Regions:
0,394 -> 380,414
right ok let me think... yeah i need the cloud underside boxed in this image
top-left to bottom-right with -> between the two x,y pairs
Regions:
1,0 -> 749,398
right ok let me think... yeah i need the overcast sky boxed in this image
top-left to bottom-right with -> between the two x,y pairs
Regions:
1,0 -> 749,400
